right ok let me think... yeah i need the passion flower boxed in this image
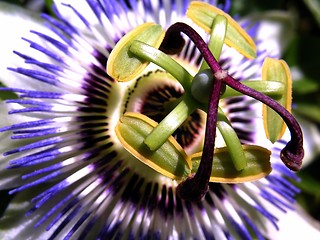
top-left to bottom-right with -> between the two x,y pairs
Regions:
0,1 -> 318,239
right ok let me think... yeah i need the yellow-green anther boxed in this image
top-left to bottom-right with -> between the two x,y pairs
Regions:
129,40 -> 193,90
187,1 -> 256,59
144,95 -> 197,151
217,120 -> 247,171
200,15 -> 227,71
107,23 -> 165,82
221,80 -> 285,98
116,112 -> 191,180
262,57 -> 292,143
190,145 -> 271,183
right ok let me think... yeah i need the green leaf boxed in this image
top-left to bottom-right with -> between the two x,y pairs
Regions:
0,81 -> 18,100
294,104 -> 320,123
45,0 -> 54,15
285,36 -> 320,79
0,83 -> 17,100
293,78 -> 319,95
190,145 -> 271,183
107,23 -> 165,82
187,1 -> 256,59
303,0 -> 320,26
116,112 -> 191,180
297,173 -> 320,196
262,57 -> 292,143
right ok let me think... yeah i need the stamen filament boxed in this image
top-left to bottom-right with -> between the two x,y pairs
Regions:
217,113 -> 247,171
200,15 -> 227,71
144,95 -> 197,151
221,80 -> 285,98
130,40 -> 193,90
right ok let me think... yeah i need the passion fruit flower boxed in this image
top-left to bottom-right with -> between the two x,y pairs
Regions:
0,0 -> 319,239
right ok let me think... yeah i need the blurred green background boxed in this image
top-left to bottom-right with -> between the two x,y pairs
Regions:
0,0 -> 319,221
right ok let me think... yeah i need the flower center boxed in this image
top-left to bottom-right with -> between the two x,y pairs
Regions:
107,3 -> 304,202
124,70 -> 206,154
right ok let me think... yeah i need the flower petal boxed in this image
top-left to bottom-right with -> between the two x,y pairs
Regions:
250,11 -> 295,55
0,2 -> 58,91
53,0 -> 99,30
0,102 -> 46,189
264,203 -> 320,239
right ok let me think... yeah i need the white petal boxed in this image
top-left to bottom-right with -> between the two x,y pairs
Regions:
0,103 -> 42,189
54,0 -> 99,30
0,2 -> 59,91
249,11 -> 295,55
267,204 -> 320,240
253,185 -> 320,239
